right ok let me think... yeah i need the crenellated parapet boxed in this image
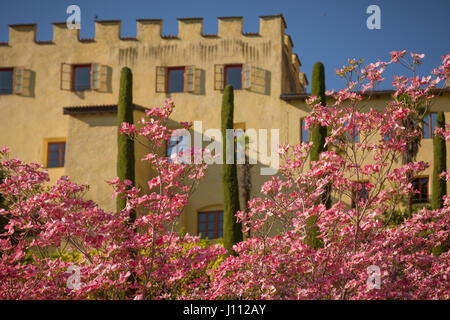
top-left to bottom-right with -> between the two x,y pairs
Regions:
177,18 -> 203,39
281,32 -> 306,92
0,14 -> 305,94
283,34 -> 293,53
1,14 -> 288,45
6,24 -> 39,45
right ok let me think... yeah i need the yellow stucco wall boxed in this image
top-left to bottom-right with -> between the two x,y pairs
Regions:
65,113 -> 117,210
0,15 -> 448,238
0,15 -> 305,235
63,109 -> 154,212
281,94 -> 450,207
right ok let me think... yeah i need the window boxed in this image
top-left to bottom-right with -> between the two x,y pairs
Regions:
352,127 -> 359,143
47,142 -> 66,168
411,177 -> 429,204
352,181 -> 369,208
214,64 -> 251,90
0,68 -> 13,94
156,66 -> 195,93
167,67 -> 185,93
72,64 -> 91,91
60,63 -> 105,91
344,121 -> 359,143
198,211 -> 224,239
225,64 -> 242,90
423,112 -> 437,139
300,118 -> 309,142
0,67 -> 25,95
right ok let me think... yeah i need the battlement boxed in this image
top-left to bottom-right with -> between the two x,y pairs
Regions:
1,14 -> 306,95
0,14 -> 288,46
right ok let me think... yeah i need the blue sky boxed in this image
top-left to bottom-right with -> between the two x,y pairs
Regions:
1,0 -> 449,91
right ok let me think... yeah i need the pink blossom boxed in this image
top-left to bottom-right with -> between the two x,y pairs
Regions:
1,51 -> 449,300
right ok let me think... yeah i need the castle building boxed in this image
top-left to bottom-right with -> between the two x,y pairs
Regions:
0,15 -> 449,238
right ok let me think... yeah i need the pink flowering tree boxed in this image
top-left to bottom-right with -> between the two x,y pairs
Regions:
209,52 -> 450,299
0,102 -> 225,300
1,53 -> 449,300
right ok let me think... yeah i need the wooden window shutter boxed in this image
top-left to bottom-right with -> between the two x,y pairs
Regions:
13,67 -> 24,94
214,64 -> 224,90
98,64 -> 108,92
185,66 -> 195,92
243,64 -> 251,89
60,63 -> 72,91
91,63 -> 100,90
156,66 -> 167,93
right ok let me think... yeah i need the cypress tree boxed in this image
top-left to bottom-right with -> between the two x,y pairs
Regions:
222,85 -> 243,253
432,112 -> 447,209
117,67 -> 135,221
307,62 -> 328,249
310,62 -> 327,162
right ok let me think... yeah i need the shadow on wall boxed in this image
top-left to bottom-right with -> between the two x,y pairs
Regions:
73,113 -> 117,127
249,67 -> 270,96
74,90 -> 85,99
100,66 -> 113,94
195,68 -> 206,95
17,69 -> 36,98
164,67 -> 271,98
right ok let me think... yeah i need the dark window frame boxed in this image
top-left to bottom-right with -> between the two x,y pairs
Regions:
300,118 -> 309,143
347,124 -> 359,143
411,176 -> 429,204
352,181 -> 369,208
166,136 -> 178,158
197,211 -> 224,239
224,64 -> 243,90
47,142 -> 66,168
353,127 -> 359,143
71,64 -> 92,91
423,112 -> 437,139
0,67 -> 14,95
342,121 -> 359,143
166,66 -> 186,93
